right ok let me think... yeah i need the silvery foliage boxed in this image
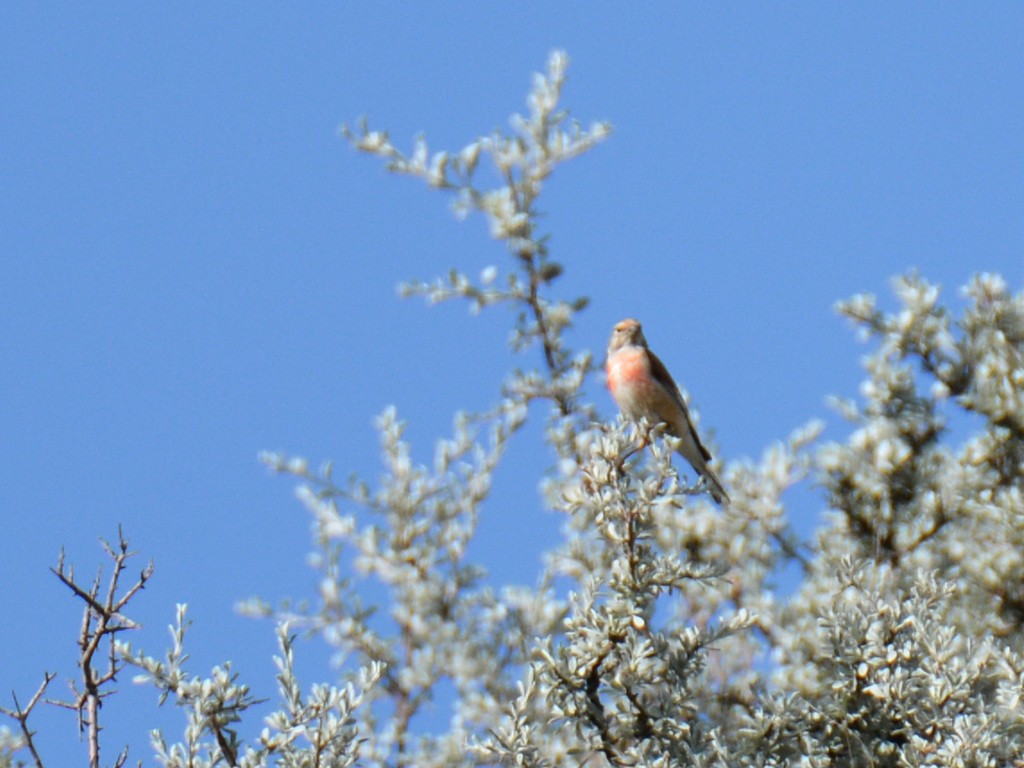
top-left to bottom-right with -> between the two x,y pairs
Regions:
251,50 -> 819,766
117,605 -> 383,768
758,273 -> 1024,766
10,52 -> 1018,768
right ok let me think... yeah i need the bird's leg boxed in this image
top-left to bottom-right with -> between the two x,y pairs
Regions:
611,426 -> 648,473
643,423 -> 669,457
616,439 -> 644,470
613,421 -> 666,473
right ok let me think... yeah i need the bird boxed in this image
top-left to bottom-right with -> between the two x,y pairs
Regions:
605,318 -> 729,504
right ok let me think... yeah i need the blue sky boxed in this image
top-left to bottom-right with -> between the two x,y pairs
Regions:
3,4 -> 1023,762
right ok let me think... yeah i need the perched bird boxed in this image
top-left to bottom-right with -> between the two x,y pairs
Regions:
606,318 -> 729,504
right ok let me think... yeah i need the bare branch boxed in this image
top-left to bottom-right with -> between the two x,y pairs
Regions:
1,672 -> 57,768
38,529 -> 152,768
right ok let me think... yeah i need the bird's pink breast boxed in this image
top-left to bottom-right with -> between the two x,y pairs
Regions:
607,348 -> 658,417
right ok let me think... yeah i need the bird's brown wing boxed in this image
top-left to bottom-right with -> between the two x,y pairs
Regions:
647,349 -> 713,463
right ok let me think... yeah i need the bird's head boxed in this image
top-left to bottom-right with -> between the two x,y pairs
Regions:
608,318 -> 647,354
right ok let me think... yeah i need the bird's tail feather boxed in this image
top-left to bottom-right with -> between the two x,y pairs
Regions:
702,466 -> 730,506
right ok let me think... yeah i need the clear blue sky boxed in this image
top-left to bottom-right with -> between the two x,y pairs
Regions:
3,5 -> 1022,762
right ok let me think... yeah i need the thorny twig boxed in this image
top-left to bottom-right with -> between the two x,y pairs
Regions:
1,527 -> 153,768
0,673 -> 56,768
